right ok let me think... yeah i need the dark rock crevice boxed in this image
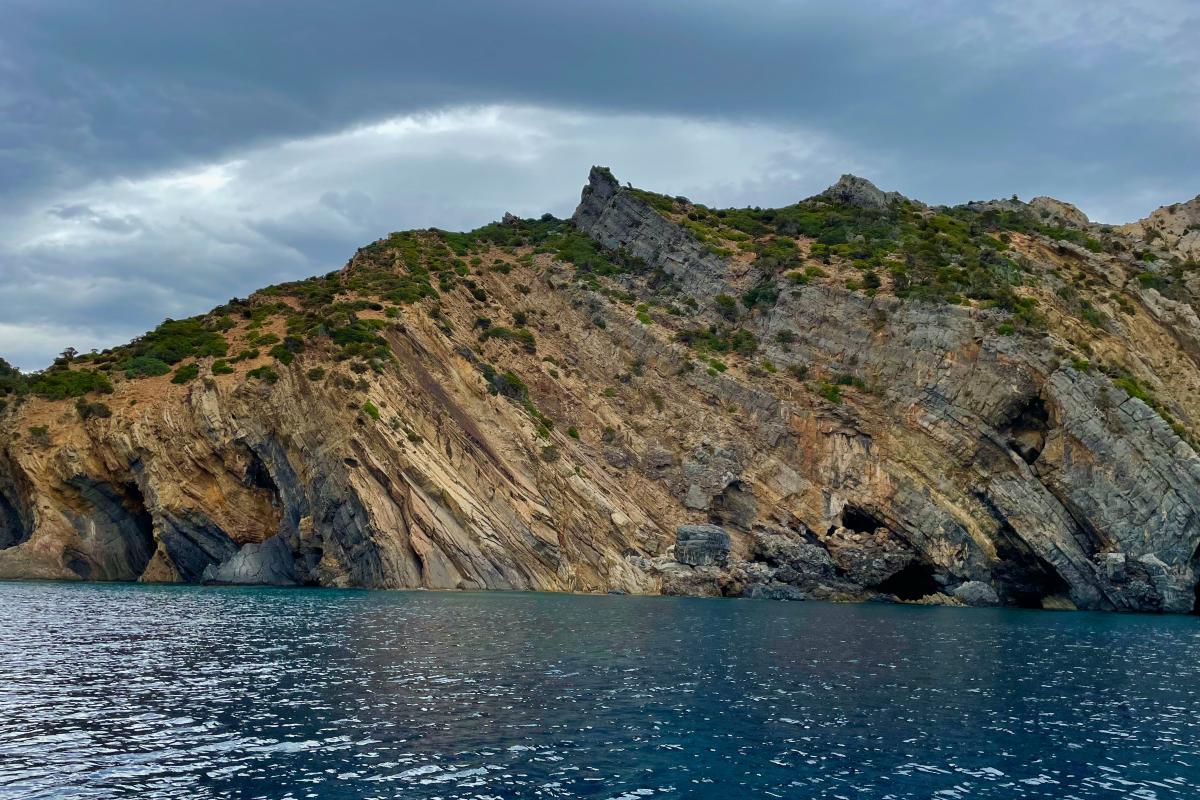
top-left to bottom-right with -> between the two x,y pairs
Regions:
1001,396 -> 1050,465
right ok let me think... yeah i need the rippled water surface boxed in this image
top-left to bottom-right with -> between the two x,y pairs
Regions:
3,583 -> 1200,799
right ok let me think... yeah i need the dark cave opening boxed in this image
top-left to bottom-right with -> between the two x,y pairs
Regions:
876,562 -> 941,601
0,489 -> 29,550
64,477 -> 156,580
973,489 -> 1075,608
1191,544 -> 1200,615
993,550 -> 1073,609
244,451 -> 282,507
1002,396 -> 1050,465
840,504 -> 885,534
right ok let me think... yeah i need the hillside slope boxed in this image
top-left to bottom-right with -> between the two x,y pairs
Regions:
2,168 -> 1199,612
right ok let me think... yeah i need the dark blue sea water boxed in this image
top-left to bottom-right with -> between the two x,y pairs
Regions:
2,582 -> 1199,799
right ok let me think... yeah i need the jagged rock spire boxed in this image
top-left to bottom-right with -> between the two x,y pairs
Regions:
571,166 -> 621,228
814,174 -> 906,210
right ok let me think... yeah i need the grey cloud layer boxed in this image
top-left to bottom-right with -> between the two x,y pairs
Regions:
1,0 -> 1197,368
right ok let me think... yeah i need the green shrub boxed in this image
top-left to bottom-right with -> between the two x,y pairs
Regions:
211,359 -> 234,375
269,344 -> 295,365
30,369 -> 113,400
171,363 -> 200,384
741,280 -> 779,309
75,400 -> 112,420
817,382 -> 842,404
122,356 -> 171,378
247,365 -> 279,384
1136,271 -> 1167,291
132,318 -> 227,364
480,326 -> 537,353
362,401 -> 380,421
28,425 -> 52,448
1114,375 -> 1152,404
714,294 -> 738,320
306,367 -> 326,381
567,426 -> 580,439
0,357 -> 29,398
677,325 -> 757,356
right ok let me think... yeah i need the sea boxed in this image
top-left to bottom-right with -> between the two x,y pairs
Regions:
2,581 -> 1198,799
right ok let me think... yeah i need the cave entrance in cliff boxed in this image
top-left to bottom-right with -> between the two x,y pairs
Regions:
876,562 -> 941,601
0,489 -> 28,549
990,533 -> 1074,609
839,504 -> 884,534
63,477 -> 156,581
1191,544 -> 1200,615
244,450 -> 282,508
1003,397 -> 1050,465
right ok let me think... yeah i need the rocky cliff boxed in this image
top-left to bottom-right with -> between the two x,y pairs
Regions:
2,168 -> 1199,613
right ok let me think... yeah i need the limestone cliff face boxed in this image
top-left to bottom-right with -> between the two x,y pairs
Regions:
2,167 -> 1199,613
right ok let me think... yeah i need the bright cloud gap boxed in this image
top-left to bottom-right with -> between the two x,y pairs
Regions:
1,104 -> 866,371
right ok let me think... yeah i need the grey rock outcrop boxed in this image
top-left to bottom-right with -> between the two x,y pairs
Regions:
674,524 -> 732,566
815,174 -> 906,210
952,581 -> 1000,607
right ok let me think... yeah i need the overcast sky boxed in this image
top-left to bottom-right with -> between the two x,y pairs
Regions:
2,0 -> 1198,370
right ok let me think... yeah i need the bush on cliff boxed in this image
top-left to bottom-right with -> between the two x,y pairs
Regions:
30,368 -> 113,400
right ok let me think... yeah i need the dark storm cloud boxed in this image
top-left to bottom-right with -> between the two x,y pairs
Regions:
1,0 -> 1197,368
